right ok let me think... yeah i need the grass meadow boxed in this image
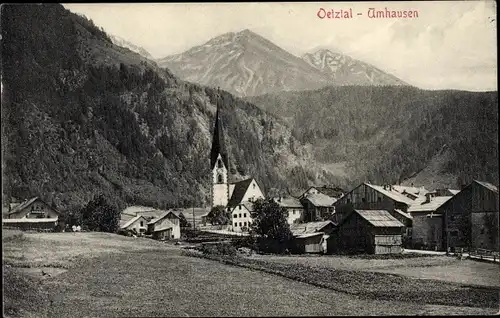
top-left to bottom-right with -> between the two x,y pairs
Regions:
3,230 -> 499,317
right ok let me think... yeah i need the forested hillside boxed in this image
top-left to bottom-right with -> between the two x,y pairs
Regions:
1,4 -> 336,211
248,86 -> 498,189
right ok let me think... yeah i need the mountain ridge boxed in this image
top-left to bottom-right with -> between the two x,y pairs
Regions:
157,29 -> 408,97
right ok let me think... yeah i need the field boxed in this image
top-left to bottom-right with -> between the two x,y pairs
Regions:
248,253 -> 500,288
3,231 -> 499,317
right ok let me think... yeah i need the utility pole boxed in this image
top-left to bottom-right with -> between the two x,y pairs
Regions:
192,205 -> 195,231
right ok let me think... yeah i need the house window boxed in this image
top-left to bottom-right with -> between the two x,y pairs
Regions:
378,197 -> 382,202
243,213 -> 246,218
239,205 -> 242,210
347,198 -> 351,203
234,222 -> 237,227
362,197 -> 366,203
217,159 -> 223,168
244,222 -> 247,227
239,222 -> 242,227
217,174 -> 223,184
253,184 -> 256,189
233,214 -> 237,218
239,213 -> 242,218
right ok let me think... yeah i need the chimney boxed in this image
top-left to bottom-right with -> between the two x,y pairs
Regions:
425,193 -> 433,204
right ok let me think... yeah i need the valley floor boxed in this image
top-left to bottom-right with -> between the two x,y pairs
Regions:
3,231 -> 499,317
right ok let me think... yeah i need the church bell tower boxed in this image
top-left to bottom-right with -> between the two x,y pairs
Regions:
210,89 -> 230,207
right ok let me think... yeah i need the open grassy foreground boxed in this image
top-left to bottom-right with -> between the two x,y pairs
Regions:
3,231 -> 499,317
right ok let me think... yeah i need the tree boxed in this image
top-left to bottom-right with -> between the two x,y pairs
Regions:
80,194 -> 120,233
207,205 -> 230,225
249,198 -> 293,253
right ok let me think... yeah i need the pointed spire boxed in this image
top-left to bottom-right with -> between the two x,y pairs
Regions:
210,87 -> 229,169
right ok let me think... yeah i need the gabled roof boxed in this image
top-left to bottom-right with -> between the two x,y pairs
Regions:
302,193 -> 336,207
364,183 -> 415,205
314,186 -> 345,198
273,196 -> 303,208
290,220 -> 334,236
474,180 -> 498,193
120,215 -> 147,229
347,210 -> 404,228
8,197 -> 57,215
408,196 -> 453,213
448,189 -> 460,195
295,232 -> 324,239
227,178 -> 254,208
394,209 -> 413,220
147,210 -> 180,225
210,91 -> 229,170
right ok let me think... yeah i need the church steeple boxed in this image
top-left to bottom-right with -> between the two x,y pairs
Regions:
210,88 -> 229,170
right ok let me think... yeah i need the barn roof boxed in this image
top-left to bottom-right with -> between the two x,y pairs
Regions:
290,220 -> 334,236
274,196 -> 303,208
147,210 -> 180,225
393,209 -> 413,220
353,210 -> 404,228
364,184 -> 415,205
474,180 -> 498,193
120,215 -> 147,229
408,196 -> 453,213
295,232 -> 324,239
303,193 -> 336,207
227,178 -> 254,208
8,197 -> 41,215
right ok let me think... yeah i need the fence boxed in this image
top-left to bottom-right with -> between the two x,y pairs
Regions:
468,248 -> 500,262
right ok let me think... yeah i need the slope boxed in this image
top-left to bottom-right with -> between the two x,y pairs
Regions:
1,4 -> 337,211
247,86 -> 498,189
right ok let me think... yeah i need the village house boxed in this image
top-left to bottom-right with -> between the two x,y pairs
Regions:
147,210 -> 181,240
300,192 -> 336,222
407,190 -> 457,250
273,196 -> 304,224
119,215 -> 148,235
436,180 -> 499,252
3,197 -> 60,231
330,209 -> 404,255
290,220 -> 336,254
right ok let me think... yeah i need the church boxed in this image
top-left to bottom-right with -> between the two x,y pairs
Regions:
210,90 -> 265,232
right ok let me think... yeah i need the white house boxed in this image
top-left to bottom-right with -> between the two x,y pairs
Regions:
120,215 -> 148,235
273,196 -> 304,225
147,210 -> 181,240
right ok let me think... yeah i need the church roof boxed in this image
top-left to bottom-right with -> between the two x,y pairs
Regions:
210,90 -> 229,169
228,178 -> 254,208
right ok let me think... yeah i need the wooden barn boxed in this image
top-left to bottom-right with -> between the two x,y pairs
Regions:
290,220 -> 335,254
437,180 -> 499,251
332,183 -> 419,225
147,210 -> 181,240
330,210 -> 404,255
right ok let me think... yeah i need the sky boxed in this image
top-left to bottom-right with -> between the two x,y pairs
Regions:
63,1 -> 497,91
